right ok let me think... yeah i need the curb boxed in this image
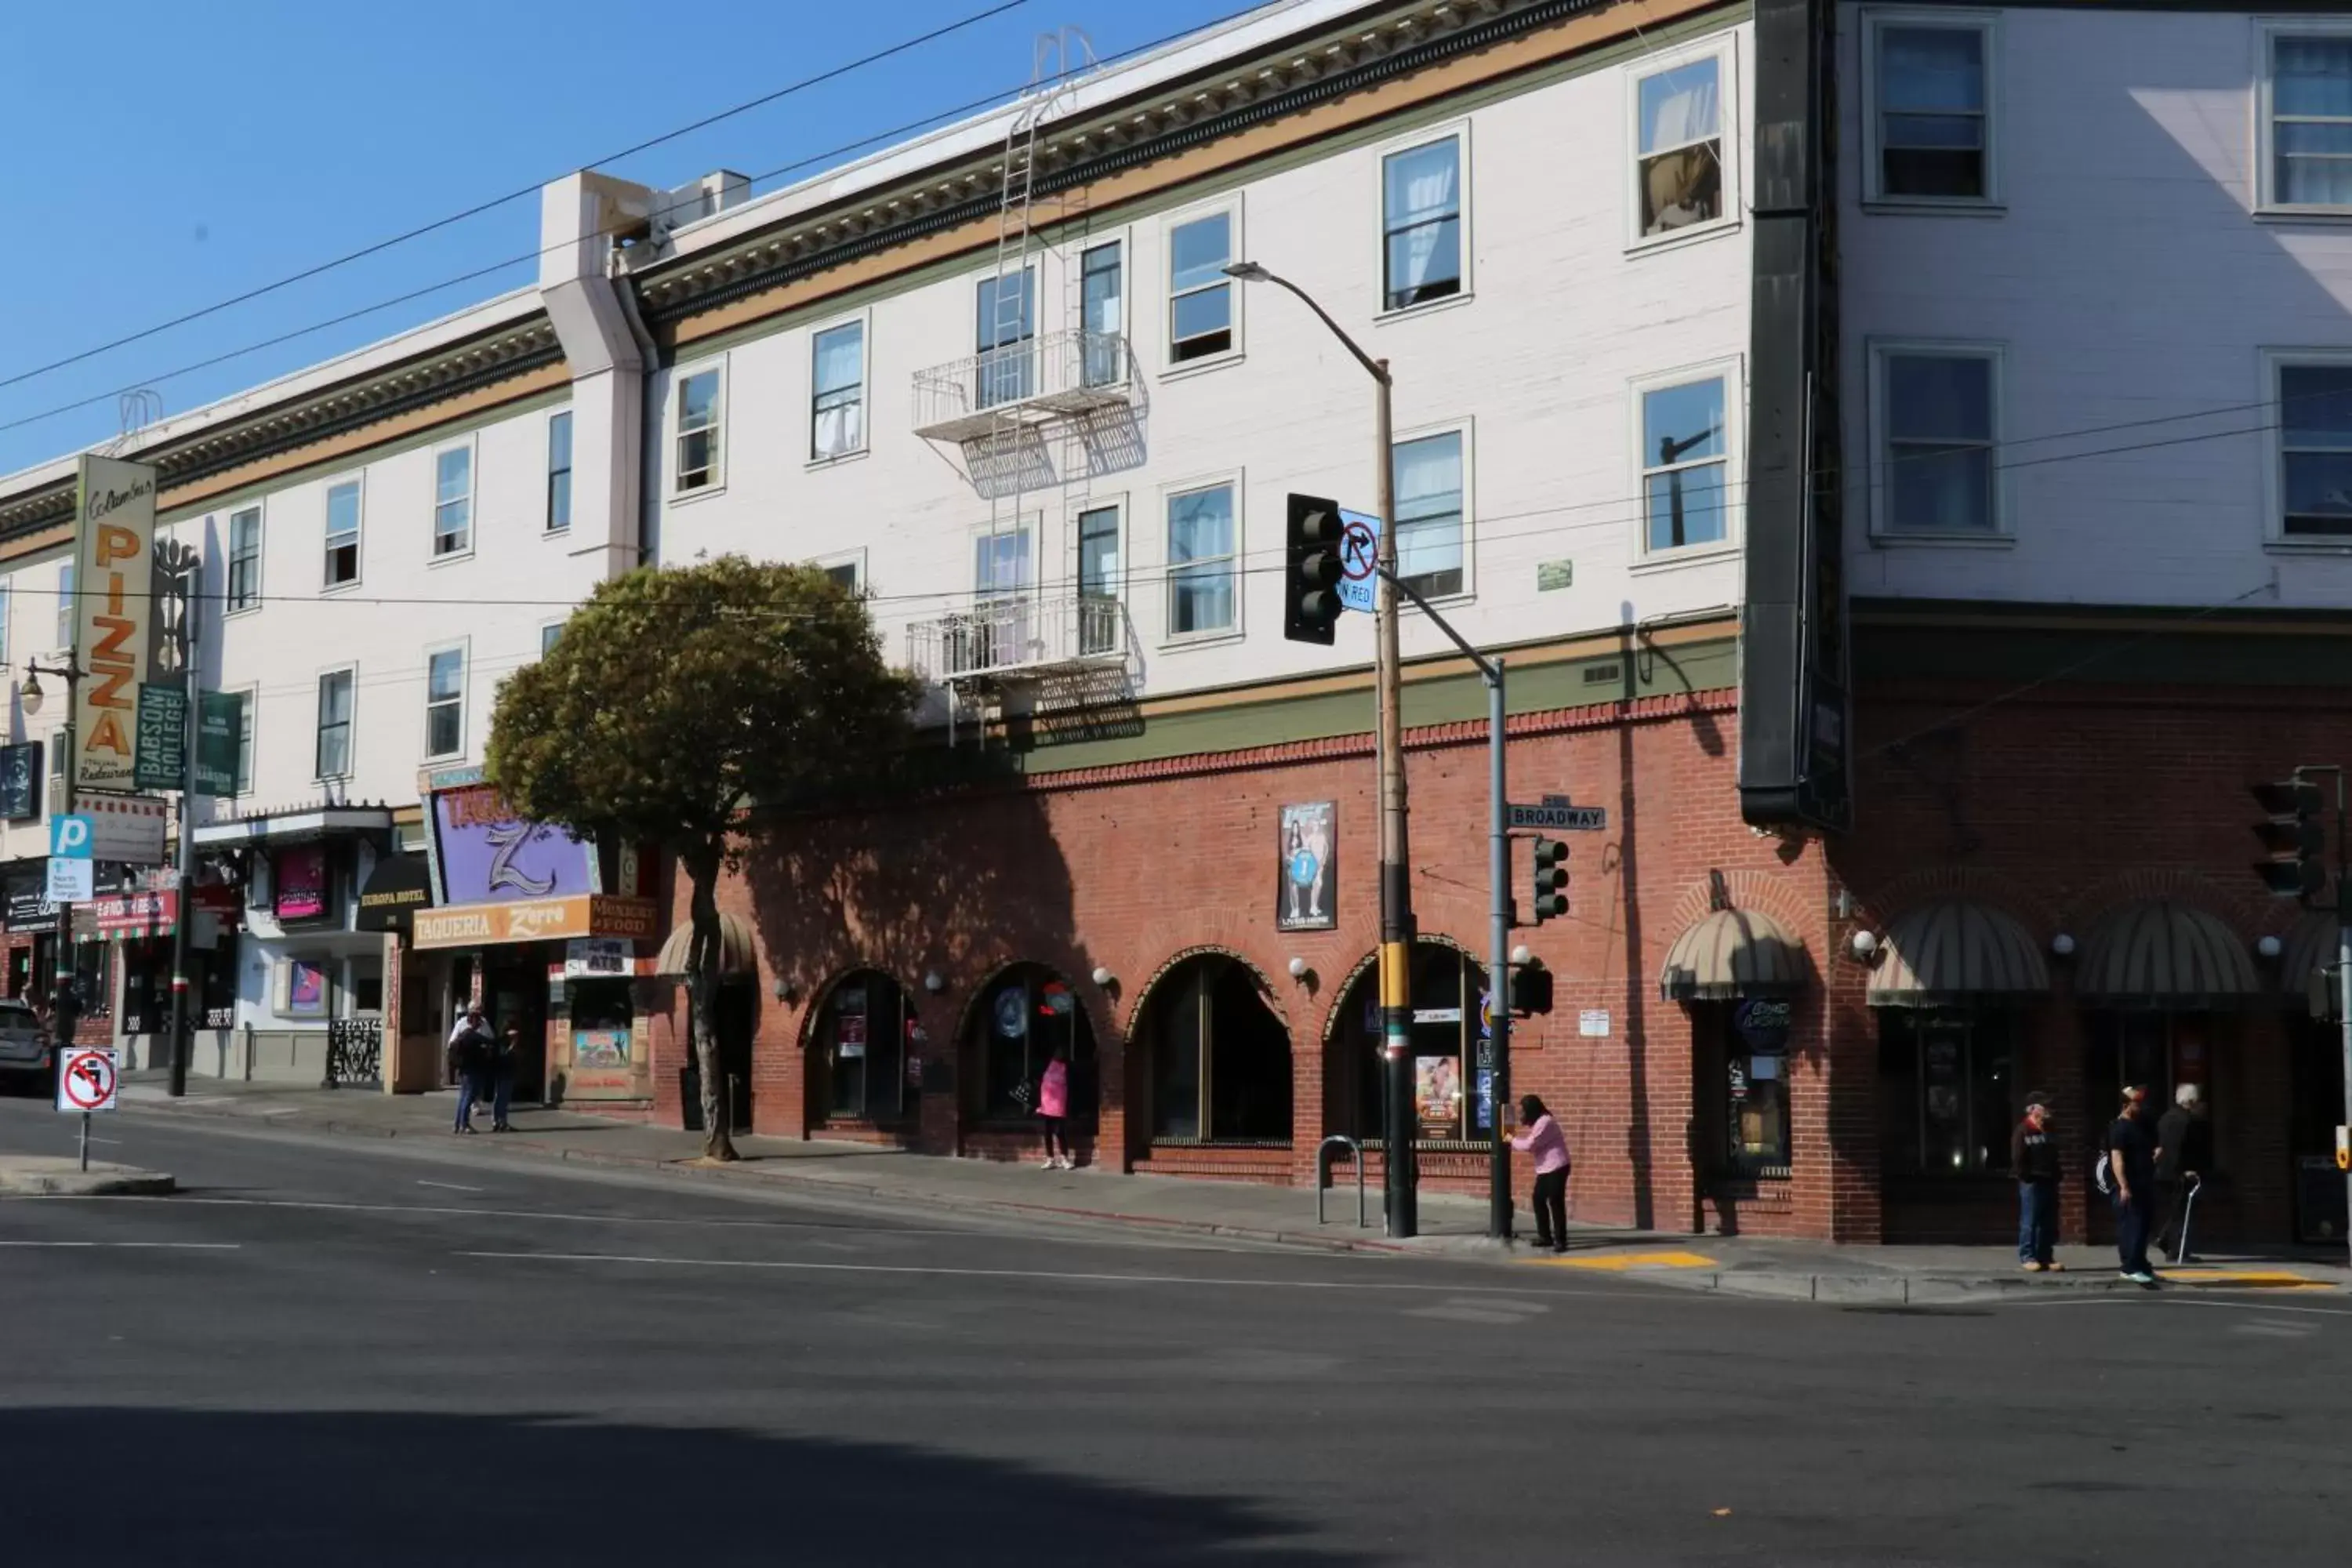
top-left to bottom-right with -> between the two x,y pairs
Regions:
0,1164 -> 176,1197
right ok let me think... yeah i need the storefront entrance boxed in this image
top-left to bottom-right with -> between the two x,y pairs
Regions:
808,970 -> 916,1129
1325,940 -> 1489,1149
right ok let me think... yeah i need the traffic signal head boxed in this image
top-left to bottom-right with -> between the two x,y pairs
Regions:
1284,493 -> 1345,646
1508,964 -> 1554,1017
1530,837 -> 1569,924
2252,778 -> 2328,900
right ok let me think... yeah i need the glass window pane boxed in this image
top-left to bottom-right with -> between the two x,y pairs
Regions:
679,372 -> 718,430
1639,59 -> 1720,154
427,650 -> 462,702
1167,488 -> 1233,564
1385,222 -> 1461,309
435,448 -> 469,503
541,622 -> 563,655
974,530 -> 1030,596
1169,564 -> 1235,635
1077,506 -> 1120,598
1169,213 -> 1231,293
1889,446 -> 1993,532
1393,433 -> 1463,590
1644,463 -> 1729,551
1881,27 -> 1984,113
2276,36 -> 2352,118
2282,365 -> 2352,445
548,411 -> 572,472
976,273 -> 1034,350
1171,285 -> 1231,347
814,324 -> 863,395
2285,452 -> 2352,533
1642,378 -> 1726,466
1383,140 -> 1460,231
325,483 -> 360,543
1889,356 -> 1992,441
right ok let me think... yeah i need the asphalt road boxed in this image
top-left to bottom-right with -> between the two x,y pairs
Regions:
1,1097 -> 2349,1566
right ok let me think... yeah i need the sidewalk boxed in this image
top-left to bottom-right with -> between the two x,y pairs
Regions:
117,1076 -> 2350,1302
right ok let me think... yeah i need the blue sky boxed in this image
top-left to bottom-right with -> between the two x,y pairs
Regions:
0,0 -> 1256,476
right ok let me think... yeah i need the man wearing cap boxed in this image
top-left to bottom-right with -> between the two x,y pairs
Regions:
2107,1084 -> 2160,1286
2011,1094 -> 2062,1272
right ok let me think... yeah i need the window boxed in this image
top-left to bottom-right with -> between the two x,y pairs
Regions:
1080,241 -> 1124,387
1875,345 -> 1999,536
433,445 -> 471,557
2275,358 -> 2352,538
1167,209 -> 1235,364
1879,1010 -> 2013,1177
1639,373 -> 1730,552
230,689 -> 255,795
968,528 -> 1032,673
814,547 -> 866,597
55,563 -> 72,651
811,321 -> 866,459
1865,15 -> 1994,204
2261,26 -> 2352,210
227,506 -> 263,612
822,561 -> 862,596
975,270 -> 1036,408
315,668 -> 354,781
0,583 -> 10,670
1076,503 -> 1121,655
1147,954 -> 1293,1143
323,481 -> 361,589
1633,53 -> 1725,239
1392,431 -> 1466,598
424,647 -> 464,760
1166,482 -> 1237,637
1709,1000 -> 1794,1178
546,410 -> 573,531
540,622 -> 564,657
815,972 -> 913,1124
1381,136 -> 1463,310
673,366 -> 722,494
971,965 -> 1096,1125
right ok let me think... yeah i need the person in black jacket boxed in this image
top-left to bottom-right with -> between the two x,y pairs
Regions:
2011,1094 -> 2063,1272
2107,1085 -> 2160,1286
2155,1083 -> 2211,1264
447,1006 -> 494,1134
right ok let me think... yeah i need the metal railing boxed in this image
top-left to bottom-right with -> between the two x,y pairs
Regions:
1317,1134 -> 1369,1229
906,593 -> 1123,684
323,1017 -> 383,1090
912,329 -> 1134,442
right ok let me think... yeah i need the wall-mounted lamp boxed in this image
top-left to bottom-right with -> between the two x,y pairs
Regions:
1848,930 -> 1879,962
1287,956 -> 1308,980
2256,933 -> 2283,961
923,971 -> 944,994
2051,932 -> 2077,960
1509,944 -> 1532,967
1091,966 -> 1115,988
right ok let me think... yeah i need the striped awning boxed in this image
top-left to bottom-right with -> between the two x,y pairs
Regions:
2075,901 -> 2259,1011
654,912 -> 759,979
1867,900 -> 2049,1008
2279,912 -> 2339,1018
1658,908 -> 1806,1001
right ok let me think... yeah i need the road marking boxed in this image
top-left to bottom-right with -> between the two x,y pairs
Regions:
1403,1294 -> 1553,1325
416,1180 -> 487,1194
2150,1296 -> 2352,1319
2163,1269 -> 2335,1290
64,1194 -> 985,1234
0,1240 -> 239,1250
1526,1250 -> 1719,1272
2232,1319 -> 2316,1338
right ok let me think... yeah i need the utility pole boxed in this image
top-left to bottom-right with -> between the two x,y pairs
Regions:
165,561 -> 200,1098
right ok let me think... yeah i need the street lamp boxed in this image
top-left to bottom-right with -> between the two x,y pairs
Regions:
1225,260 -> 1420,1238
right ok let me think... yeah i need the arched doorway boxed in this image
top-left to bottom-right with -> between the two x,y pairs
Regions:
806,970 -> 918,1129
964,964 -> 1098,1130
1325,938 -> 1490,1145
1137,952 -> 1292,1149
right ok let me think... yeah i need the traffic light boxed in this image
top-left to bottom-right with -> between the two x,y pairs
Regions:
1284,493 -> 1345,645
1530,837 -> 1568,924
2252,777 -> 2327,900
1507,964 -> 1554,1017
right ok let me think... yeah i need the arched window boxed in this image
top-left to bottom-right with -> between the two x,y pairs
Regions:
971,964 -> 1096,1125
811,971 -> 915,1124
1326,941 -> 1489,1145
1145,953 -> 1291,1145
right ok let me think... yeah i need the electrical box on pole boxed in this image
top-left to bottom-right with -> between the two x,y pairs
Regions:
1283,493 -> 1345,646
2252,778 -> 2328,900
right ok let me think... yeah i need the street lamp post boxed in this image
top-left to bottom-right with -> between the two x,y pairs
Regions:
1226,262 -> 1419,1237
19,662 -> 82,1065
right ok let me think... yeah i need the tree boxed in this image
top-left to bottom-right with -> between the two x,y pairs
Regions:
488,556 -> 919,1160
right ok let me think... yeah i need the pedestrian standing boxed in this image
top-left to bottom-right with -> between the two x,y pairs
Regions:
2011,1094 -> 2063,1272
492,1022 -> 521,1133
1036,1047 -> 1073,1170
2107,1084 -> 2160,1286
448,1005 -> 493,1134
2155,1083 -> 2211,1264
1511,1094 -> 1572,1254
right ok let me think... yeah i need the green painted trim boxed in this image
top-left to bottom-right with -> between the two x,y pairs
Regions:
1858,621 -> 2352,688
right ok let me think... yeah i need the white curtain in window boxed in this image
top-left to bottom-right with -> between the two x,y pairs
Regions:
1386,143 -> 1458,296
1642,61 -> 1719,152
1392,434 -> 1464,583
2277,38 -> 2352,205
812,328 -> 864,458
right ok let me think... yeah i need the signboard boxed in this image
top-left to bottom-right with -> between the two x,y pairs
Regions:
194,690 -> 245,798
563,938 -> 631,979
79,794 -> 167,864
1276,800 -> 1335,933
133,684 -> 187,793
45,858 -> 93,904
1335,507 -> 1384,615
354,854 -> 432,934
71,456 -> 158,794
0,741 -> 41,821
51,813 -> 93,862
1733,996 -> 1793,1050
1578,1008 -> 1612,1039
1508,795 -> 1607,832
430,783 -> 598,906
1414,1054 -> 1461,1138
6,877 -> 58,932
92,890 -> 174,938
273,844 -> 329,923
56,1047 -> 118,1113
1413,1007 -> 1464,1025
411,894 -> 659,951
572,1026 -> 630,1069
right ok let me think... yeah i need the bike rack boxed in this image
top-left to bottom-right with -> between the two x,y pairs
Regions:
1317,1134 -> 1367,1229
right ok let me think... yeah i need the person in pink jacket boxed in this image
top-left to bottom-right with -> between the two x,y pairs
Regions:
1512,1094 -> 1571,1253
1036,1047 -> 1073,1170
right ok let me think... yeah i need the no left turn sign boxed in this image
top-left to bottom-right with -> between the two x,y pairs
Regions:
57,1048 -> 119,1114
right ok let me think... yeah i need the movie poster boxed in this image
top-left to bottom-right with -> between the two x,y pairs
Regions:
1276,801 -> 1336,932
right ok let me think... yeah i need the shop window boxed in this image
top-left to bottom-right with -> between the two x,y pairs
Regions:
2086,1013 -> 2216,1155
71,938 -> 112,1020
814,971 -> 915,1123
1704,996 -> 1794,1178
1878,1010 -> 2013,1177
971,964 -> 1095,1125
1145,954 -> 1292,1145
1327,941 -> 1490,1145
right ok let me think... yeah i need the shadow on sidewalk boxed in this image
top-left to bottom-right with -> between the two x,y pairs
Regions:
0,1406 -> 1372,1568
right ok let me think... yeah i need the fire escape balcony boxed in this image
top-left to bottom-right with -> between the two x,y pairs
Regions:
906,593 -> 1124,688
912,329 -> 1136,445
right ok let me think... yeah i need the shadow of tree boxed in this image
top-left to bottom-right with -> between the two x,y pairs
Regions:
0,1406 -> 1374,1567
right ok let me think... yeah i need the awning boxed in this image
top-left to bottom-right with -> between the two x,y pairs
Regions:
193,806 -> 393,846
1659,908 -> 1806,1001
654,913 -> 759,979
2075,900 -> 2259,1011
2279,913 -> 2339,1018
354,853 -> 433,934
1868,899 -> 2049,1007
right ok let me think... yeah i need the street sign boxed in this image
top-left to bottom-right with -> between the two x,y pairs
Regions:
1508,801 -> 1607,831
1578,1008 -> 1611,1039
56,1047 -> 118,1114
194,690 -> 245,798
1336,507 -> 1384,615
45,858 -> 93,903
50,813 -> 93,860
133,684 -> 187,793
78,794 -> 168,864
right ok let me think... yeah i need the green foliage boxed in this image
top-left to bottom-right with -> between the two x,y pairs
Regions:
488,556 -> 919,869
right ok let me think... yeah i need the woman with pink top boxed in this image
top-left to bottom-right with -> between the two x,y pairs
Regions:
1512,1094 -> 1571,1253
1036,1047 -> 1073,1170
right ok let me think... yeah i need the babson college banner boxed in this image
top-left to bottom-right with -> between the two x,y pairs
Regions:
72,456 -> 158,794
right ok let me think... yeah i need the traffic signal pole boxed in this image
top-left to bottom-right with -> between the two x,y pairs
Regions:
2253,766 -> 2352,1258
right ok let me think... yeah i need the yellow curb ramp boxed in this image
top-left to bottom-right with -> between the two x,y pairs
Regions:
2162,1269 -> 2337,1290
1523,1250 -> 1720,1272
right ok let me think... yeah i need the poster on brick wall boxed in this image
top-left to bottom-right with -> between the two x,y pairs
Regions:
1276,801 -> 1336,932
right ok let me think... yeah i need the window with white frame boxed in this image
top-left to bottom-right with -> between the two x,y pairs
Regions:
1166,483 -> 1237,637
969,526 -> 1031,673
1168,211 -> 1235,364
1865,13 -> 1994,204
811,321 -> 866,459
976,271 -> 1036,408
230,688 -> 254,796
1080,241 -> 1124,387
2275,358 -> 2352,538
1639,374 -> 1730,552
1875,346 -> 1999,535
324,480 -> 361,589
433,445 -> 471,557
540,622 -> 564,657
315,668 -> 354,780
1382,136 -> 1463,310
820,560 -> 863,597
2263,26 -> 2352,211
1633,54 -> 1725,238
227,506 -> 263,611
55,563 -> 72,651
546,410 -> 573,531
1076,503 -> 1121,655
674,367 -> 723,494
424,646 -> 465,760
1392,432 -> 1466,598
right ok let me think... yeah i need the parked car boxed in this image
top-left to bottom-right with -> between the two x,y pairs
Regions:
0,997 -> 52,1093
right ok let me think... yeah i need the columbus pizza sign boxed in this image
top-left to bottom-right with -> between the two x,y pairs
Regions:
72,456 -> 158,794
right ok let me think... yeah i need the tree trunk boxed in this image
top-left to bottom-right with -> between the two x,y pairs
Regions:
685,848 -> 736,1162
